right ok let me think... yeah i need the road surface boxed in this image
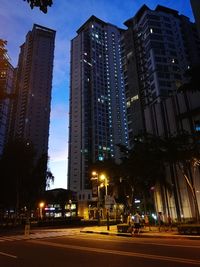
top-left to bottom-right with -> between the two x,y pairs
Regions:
0,228 -> 200,266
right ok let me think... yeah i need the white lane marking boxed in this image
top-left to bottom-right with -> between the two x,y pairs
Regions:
0,251 -> 17,259
29,239 -> 200,265
0,231 -> 79,242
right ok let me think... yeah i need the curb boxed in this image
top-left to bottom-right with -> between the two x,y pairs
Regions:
80,230 -> 131,237
80,230 -> 200,240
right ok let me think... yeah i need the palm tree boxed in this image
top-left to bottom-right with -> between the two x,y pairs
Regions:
161,132 -> 200,222
111,135 -> 167,215
32,153 -> 55,203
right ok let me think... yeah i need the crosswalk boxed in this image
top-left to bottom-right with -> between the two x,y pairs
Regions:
0,229 -> 81,242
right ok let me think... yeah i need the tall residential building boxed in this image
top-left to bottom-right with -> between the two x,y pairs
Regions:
0,40 -> 14,155
68,16 -> 128,210
123,5 -> 200,221
123,5 -> 200,146
11,24 -> 56,158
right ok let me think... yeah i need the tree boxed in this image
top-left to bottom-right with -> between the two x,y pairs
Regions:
160,132 -> 200,222
23,0 -> 53,13
0,139 -> 36,219
32,153 -> 54,199
90,159 -> 121,201
117,134 -> 167,214
0,139 -> 55,221
91,137 -> 166,215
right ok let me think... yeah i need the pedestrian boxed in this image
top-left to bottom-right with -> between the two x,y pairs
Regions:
167,215 -> 173,231
127,213 -> 133,233
120,214 -> 123,223
127,213 -> 132,226
132,211 -> 141,235
144,214 -> 151,231
158,212 -> 165,232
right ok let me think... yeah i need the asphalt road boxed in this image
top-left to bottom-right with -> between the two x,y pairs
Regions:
0,230 -> 200,267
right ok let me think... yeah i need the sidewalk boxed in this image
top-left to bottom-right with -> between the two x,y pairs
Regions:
80,225 -> 200,240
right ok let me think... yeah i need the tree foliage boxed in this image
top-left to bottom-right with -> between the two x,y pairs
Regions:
100,131 -> 200,220
118,132 -> 200,220
159,132 -> 200,222
23,0 -> 53,13
0,139 -> 36,211
116,134 -> 166,213
0,139 -> 54,214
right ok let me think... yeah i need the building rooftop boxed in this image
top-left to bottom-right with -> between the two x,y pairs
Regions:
124,4 -> 187,27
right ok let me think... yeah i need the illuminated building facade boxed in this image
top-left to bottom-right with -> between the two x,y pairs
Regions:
11,24 -> 56,158
68,16 -> 128,216
123,5 -> 200,147
0,40 -> 14,155
123,5 -> 200,221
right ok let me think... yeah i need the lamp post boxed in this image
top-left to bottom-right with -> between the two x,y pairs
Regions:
91,171 -> 109,229
91,171 -> 101,226
39,202 -> 45,220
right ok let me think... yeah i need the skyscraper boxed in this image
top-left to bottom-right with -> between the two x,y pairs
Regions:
123,5 -> 200,146
12,24 -> 56,158
68,16 -> 128,209
123,5 -> 200,221
0,40 -> 14,155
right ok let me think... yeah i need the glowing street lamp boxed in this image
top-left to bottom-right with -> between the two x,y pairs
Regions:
39,202 -> 45,219
91,171 -> 109,229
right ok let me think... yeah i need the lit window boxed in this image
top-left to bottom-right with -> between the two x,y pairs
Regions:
195,121 -> 200,132
127,101 -> 131,107
131,95 -> 139,102
98,156 -> 104,161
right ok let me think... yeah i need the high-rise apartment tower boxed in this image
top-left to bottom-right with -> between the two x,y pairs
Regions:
68,16 -> 128,204
0,40 -> 14,155
123,5 -> 200,221
123,5 -> 200,146
12,24 -> 56,158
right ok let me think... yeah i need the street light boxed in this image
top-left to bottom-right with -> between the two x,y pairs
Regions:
100,174 -> 110,231
91,171 -> 109,229
39,202 -> 45,220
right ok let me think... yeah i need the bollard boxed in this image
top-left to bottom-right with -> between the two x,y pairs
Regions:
106,210 -> 110,231
24,219 -> 30,238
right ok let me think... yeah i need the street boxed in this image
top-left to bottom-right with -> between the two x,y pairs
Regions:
0,229 -> 200,266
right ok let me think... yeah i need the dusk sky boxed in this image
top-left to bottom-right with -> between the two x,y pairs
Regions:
0,0 -> 194,189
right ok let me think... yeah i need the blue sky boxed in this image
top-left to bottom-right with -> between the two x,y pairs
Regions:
0,0 -> 194,189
